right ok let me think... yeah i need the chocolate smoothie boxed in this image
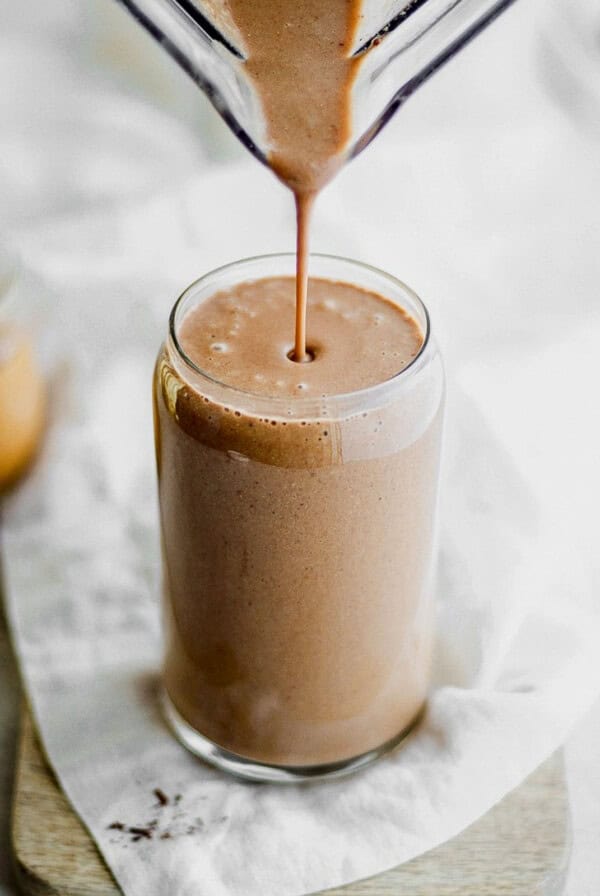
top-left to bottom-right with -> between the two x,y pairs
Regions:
201,0 -> 365,360
207,0 -> 362,193
154,5 -> 445,773
155,261 -> 444,767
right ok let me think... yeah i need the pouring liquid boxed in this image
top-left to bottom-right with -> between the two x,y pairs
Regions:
221,0 -> 365,360
115,0 -> 519,356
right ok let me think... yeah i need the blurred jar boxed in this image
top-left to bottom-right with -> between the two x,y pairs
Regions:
0,246 -> 45,491
539,0 -> 600,138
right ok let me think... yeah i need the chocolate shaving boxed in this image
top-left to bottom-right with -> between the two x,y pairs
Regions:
153,788 -> 169,807
107,790 -> 211,845
128,826 -> 153,840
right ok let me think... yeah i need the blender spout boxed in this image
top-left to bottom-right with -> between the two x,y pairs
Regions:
113,0 -> 519,171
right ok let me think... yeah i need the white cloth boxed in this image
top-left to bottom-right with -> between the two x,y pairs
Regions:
4,1 -> 600,894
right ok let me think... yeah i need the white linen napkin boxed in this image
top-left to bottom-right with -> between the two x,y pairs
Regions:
4,113 -> 600,893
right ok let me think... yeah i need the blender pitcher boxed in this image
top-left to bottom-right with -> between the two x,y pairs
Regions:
112,0 -> 518,170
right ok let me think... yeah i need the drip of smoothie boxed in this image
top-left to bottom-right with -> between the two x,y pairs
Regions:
293,194 -> 314,363
220,0 -> 364,360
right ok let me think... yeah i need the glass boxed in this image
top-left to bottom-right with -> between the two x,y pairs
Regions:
0,245 -> 45,492
115,0 -> 518,170
153,254 -> 445,782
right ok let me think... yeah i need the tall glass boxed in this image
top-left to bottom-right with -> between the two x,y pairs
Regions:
153,254 -> 444,781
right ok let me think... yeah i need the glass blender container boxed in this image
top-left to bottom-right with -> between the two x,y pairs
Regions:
111,0 -> 519,171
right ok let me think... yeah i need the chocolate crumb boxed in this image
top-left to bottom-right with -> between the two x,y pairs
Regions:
174,794 -> 182,804
153,788 -> 169,807
160,832 -> 172,840
108,822 -> 125,831
129,826 -> 153,840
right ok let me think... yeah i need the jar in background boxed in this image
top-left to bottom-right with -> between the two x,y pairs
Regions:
0,246 -> 45,491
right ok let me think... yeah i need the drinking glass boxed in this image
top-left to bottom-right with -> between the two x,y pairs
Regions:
153,254 -> 445,781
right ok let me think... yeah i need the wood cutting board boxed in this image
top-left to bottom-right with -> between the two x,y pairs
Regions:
12,709 -> 570,895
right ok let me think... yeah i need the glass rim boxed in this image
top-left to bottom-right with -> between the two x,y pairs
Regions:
167,252 -> 434,411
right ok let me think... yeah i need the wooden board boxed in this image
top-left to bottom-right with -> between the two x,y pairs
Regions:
12,710 -> 570,896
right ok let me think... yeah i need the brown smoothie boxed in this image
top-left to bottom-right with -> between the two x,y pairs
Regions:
201,0 -> 365,360
155,274 -> 443,766
207,0 -> 363,194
